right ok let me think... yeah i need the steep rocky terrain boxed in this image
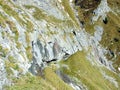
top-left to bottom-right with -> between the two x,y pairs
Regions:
0,0 -> 120,90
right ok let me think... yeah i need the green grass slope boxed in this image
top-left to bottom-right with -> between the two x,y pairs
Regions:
5,65 -> 73,90
5,51 -> 120,90
60,51 -> 120,90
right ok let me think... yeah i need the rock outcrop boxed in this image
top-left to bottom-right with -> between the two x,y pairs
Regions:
0,0 -> 120,89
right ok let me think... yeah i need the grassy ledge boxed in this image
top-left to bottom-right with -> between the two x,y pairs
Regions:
61,0 -> 79,27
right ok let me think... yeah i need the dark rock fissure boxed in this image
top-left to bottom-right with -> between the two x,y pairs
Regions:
103,17 -> 108,24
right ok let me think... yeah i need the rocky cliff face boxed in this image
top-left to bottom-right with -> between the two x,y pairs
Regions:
0,0 -> 120,90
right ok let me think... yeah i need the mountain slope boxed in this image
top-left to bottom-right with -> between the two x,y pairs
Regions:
0,0 -> 120,90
